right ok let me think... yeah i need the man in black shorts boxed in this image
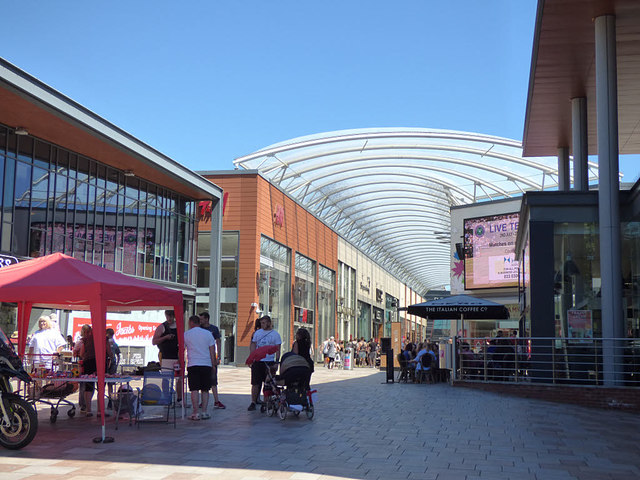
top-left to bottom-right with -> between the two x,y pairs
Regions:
184,315 -> 216,420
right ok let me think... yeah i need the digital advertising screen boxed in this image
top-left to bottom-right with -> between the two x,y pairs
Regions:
463,212 -> 520,290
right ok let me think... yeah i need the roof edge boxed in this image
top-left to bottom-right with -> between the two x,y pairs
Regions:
0,57 -> 222,200
522,0 -> 546,157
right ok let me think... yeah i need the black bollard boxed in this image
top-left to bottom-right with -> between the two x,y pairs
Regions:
386,348 -> 394,383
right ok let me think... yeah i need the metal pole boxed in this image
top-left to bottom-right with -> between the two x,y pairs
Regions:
571,97 -> 589,191
595,14 -> 624,385
552,339 -> 556,384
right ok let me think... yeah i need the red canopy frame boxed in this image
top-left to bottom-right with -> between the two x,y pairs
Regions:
0,253 -> 185,442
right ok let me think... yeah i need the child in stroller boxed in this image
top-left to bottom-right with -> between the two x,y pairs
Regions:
264,352 -> 314,420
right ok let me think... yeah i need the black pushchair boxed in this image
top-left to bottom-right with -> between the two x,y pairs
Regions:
273,353 -> 315,420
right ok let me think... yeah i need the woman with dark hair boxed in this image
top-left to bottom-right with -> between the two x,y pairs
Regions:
78,326 -> 112,417
292,328 -> 314,372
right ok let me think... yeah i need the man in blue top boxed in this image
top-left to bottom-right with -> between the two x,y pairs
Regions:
199,311 -> 225,409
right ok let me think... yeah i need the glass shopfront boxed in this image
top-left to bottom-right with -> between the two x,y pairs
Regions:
197,231 -> 239,363
372,306 -> 384,340
338,261 -> 356,341
384,294 -> 398,337
357,300 -> 371,340
0,123 -> 197,285
259,236 -> 291,348
317,265 -> 335,358
553,223 -> 600,339
294,252 -> 316,345
553,221 -> 640,340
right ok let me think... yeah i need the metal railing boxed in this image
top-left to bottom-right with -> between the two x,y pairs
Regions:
453,337 -> 640,387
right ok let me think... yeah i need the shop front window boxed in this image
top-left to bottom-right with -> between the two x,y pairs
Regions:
0,123 -> 198,286
317,265 -> 335,358
622,222 -> 640,339
294,253 -> 316,346
553,222 -> 600,339
259,236 -> 291,348
357,300 -> 371,340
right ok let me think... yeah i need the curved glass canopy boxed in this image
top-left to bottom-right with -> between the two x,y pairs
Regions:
234,128 -> 599,295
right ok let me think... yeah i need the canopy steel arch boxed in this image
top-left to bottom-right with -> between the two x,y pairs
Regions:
236,129 -> 523,164
234,128 -> 592,294
260,143 -> 561,178
304,172 -> 473,207
283,162 -> 514,201
276,153 -> 545,191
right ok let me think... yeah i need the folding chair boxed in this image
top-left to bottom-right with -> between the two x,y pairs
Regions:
135,370 -> 176,428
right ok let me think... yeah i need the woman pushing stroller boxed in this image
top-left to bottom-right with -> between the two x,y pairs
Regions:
274,328 -> 315,419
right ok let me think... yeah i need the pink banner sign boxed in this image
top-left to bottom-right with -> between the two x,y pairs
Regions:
71,317 -> 160,344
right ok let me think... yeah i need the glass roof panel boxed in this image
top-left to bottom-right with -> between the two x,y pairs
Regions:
234,128 -> 599,295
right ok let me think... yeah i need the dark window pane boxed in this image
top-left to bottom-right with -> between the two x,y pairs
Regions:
77,156 -> 90,182
56,149 -> 69,176
3,156 -> 15,212
17,136 -> 33,163
30,228 -> 46,257
0,127 -> 6,156
34,141 -> 50,169
6,132 -> 16,159
197,261 -> 210,288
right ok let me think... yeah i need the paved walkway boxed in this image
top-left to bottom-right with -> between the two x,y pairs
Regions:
1,366 -> 639,480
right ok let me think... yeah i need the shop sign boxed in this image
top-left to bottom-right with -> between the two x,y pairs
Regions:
375,288 -> 383,303
0,254 -> 18,269
198,192 -> 229,223
71,317 -> 160,345
273,204 -> 285,227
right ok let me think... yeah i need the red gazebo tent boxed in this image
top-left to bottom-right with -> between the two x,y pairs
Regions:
0,252 -> 185,442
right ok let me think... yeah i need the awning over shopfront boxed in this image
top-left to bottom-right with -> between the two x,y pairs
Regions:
402,294 -> 509,320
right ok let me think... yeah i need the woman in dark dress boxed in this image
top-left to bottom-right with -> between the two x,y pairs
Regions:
292,328 -> 314,373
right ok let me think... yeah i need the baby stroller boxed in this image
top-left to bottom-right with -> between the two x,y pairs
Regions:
272,353 -> 315,420
260,363 -> 281,415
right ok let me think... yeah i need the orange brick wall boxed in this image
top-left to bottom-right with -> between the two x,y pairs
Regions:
199,173 -> 338,350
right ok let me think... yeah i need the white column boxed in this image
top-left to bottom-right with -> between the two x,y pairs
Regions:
208,197 -> 222,329
571,97 -> 589,191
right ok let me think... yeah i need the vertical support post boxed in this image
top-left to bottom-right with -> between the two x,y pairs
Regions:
571,97 -> 589,191
209,196 -> 223,331
557,147 -> 570,191
595,14 -> 624,385
551,340 -> 556,384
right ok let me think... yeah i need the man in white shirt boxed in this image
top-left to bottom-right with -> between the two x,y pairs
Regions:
184,315 -> 216,420
248,315 -> 281,411
29,316 -> 66,369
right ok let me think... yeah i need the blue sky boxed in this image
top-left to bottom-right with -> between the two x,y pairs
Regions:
2,1 -> 638,181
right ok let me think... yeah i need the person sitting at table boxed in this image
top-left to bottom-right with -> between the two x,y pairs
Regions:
399,342 -> 415,382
